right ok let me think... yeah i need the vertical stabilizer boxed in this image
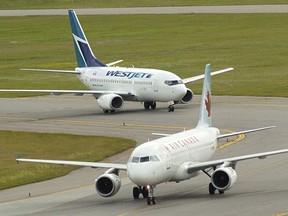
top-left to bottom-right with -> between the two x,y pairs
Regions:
68,9 -> 106,67
197,64 -> 212,128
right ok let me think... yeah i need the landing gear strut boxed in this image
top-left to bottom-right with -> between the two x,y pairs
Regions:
147,185 -> 156,205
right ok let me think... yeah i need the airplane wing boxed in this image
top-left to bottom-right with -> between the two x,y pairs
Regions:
217,126 -> 275,139
0,89 -> 132,97
16,158 -> 127,170
182,67 -> 234,84
20,68 -> 80,74
187,149 -> 288,173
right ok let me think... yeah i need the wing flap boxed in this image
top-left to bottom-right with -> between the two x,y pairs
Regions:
16,158 -> 127,170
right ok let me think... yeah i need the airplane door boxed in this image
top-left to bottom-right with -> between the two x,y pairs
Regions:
153,78 -> 159,92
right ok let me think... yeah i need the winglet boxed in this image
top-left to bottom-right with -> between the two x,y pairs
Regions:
68,9 -> 106,67
197,64 -> 212,128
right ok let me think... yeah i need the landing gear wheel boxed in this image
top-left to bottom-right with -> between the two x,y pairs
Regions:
144,102 -> 150,110
219,190 -> 225,194
151,102 -> 156,109
133,187 -> 140,199
103,109 -> 109,113
168,105 -> 174,112
209,182 -> 216,195
142,186 -> 148,198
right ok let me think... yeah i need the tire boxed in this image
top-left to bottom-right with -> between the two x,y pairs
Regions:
133,187 -> 140,199
209,182 -> 216,195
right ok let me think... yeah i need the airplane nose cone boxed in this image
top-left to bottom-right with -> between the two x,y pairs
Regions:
128,164 -> 163,186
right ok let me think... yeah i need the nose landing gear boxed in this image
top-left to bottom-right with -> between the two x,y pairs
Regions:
147,185 -> 156,205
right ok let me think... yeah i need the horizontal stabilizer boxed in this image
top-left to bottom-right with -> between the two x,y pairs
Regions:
218,126 -> 275,139
106,60 -> 123,67
152,133 -> 171,137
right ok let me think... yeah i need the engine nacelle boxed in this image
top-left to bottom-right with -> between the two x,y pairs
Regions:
97,93 -> 124,111
95,173 -> 121,197
177,88 -> 193,104
211,167 -> 237,191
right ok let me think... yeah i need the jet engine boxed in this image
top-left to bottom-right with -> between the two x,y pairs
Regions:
211,167 -> 237,191
177,88 -> 193,104
95,173 -> 121,197
97,93 -> 124,112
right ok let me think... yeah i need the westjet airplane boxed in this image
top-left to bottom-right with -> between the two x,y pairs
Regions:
16,64 -> 288,205
0,9 -> 233,113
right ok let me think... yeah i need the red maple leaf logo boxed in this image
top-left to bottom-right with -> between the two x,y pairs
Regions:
205,91 -> 211,117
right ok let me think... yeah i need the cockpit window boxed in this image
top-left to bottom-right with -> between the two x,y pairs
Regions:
140,156 -> 150,162
131,157 -> 139,163
150,155 -> 160,161
164,80 -> 183,86
131,155 -> 160,163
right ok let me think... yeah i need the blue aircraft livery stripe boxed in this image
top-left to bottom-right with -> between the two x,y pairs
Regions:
68,9 -> 106,68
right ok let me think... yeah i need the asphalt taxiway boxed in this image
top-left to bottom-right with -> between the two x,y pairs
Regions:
0,95 -> 287,216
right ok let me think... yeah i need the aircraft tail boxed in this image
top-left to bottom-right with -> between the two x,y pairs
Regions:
196,64 -> 212,128
68,9 -> 106,68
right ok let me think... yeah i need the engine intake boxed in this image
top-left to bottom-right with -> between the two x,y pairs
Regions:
97,93 -> 124,111
177,88 -> 193,104
211,167 -> 237,191
95,173 -> 121,197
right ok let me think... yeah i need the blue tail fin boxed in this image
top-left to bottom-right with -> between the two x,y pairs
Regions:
68,9 -> 106,67
197,64 -> 212,128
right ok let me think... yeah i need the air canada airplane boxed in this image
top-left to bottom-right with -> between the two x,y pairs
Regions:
16,64 -> 288,205
0,9 -> 234,113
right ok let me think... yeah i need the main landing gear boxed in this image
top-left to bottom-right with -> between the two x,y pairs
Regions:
203,168 -> 225,195
144,101 -> 156,110
103,109 -> 115,113
168,105 -> 174,112
208,183 -> 224,195
133,185 -> 156,205
133,186 -> 148,199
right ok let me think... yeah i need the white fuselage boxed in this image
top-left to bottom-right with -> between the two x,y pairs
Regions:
127,127 -> 220,186
76,66 -> 187,102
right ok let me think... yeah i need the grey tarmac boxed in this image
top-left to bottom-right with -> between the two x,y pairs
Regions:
0,5 -> 288,16
0,95 -> 287,216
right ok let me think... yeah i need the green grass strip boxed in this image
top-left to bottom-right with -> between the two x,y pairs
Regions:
0,131 -> 135,190
0,14 -> 287,97
0,0 -> 287,9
